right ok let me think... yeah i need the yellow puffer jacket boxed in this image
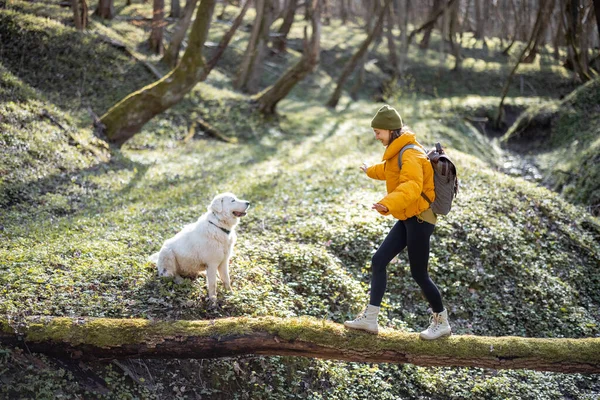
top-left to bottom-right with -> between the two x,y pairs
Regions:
366,131 -> 435,220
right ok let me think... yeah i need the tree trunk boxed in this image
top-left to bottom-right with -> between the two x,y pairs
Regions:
449,0 -> 461,71
204,0 -> 252,74
565,0 -> 592,81
408,0 -> 457,45
235,0 -> 275,93
72,0 -> 88,30
149,0 -> 166,54
322,0 -> 330,24
170,0 -> 182,17
496,1 -> 545,127
340,0 -> 347,24
2,316 -> 600,374
94,0 -> 114,19
273,0 -> 298,53
98,0 -> 217,146
523,0 -> 556,63
397,0 -> 409,72
420,0 -> 441,49
326,0 -> 391,108
256,0 -> 321,115
386,6 -> 399,78
349,0 -> 380,99
594,0 -> 600,45
162,0 -> 200,68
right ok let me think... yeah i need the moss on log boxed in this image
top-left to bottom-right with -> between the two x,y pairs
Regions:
1,316 -> 599,373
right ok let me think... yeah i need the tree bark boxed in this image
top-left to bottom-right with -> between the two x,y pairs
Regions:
149,0 -> 166,54
71,0 -> 88,30
496,1 -> 545,127
94,0 -> 114,19
340,0 -> 347,24
386,6 -> 399,78
565,0 -> 592,81
204,0 -> 252,74
419,0 -> 441,49
2,316 -> 600,374
170,0 -> 182,17
235,0 -> 275,93
273,0 -> 298,53
408,0 -> 457,45
98,0 -> 217,146
594,0 -> 600,45
256,0 -> 321,115
326,0 -> 391,108
397,0 -> 410,72
449,0 -> 461,71
523,0 -> 556,63
162,0 -> 201,68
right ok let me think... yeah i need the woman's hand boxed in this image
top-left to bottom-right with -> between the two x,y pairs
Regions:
372,203 -> 389,213
360,163 -> 368,173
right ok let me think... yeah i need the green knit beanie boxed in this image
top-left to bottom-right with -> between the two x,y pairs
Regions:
370,105 -> 403,130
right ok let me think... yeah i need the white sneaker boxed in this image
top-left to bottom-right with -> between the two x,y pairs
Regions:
420,309 -> 452,340
344,305 -> 379,334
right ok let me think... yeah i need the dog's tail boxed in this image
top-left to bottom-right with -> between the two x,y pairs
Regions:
148,252 -> 160,264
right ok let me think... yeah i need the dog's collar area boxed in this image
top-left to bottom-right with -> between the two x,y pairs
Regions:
209,220 -> 231,235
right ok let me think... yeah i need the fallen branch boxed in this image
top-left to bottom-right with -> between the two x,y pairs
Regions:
186,119 -> 237,143
1,316 -> 599,374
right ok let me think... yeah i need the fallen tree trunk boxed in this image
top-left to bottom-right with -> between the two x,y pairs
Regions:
1,316 -> 599,374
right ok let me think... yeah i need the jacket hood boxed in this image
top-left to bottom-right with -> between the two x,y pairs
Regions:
382,131 -> 417,161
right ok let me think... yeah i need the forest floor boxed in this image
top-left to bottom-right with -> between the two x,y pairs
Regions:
1,0 -> 600,399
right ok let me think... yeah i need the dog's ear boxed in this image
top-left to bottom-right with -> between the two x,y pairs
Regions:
210,196 -> 223,213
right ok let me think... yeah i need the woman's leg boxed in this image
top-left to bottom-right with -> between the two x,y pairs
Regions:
369,220 -> 407,306
405,217 -> 444,313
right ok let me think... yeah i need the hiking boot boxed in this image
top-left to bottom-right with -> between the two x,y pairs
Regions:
344,305 -> 379,334
420,309 -> 451,340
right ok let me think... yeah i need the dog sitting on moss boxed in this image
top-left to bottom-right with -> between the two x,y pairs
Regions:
149,193 -> 250,303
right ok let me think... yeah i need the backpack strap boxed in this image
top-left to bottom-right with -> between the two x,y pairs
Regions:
397,144 -> 426,170
397,144 -> 432,205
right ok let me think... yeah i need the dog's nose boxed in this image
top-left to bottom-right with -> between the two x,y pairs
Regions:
245,201 -> 250,206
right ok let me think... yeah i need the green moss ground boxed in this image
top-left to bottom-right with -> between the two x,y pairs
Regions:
1,1 -> 599,398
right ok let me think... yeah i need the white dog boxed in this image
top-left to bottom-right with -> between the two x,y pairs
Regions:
149,193 -> 250,303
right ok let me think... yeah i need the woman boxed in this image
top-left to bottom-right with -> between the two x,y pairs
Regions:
344,105 -> 451,340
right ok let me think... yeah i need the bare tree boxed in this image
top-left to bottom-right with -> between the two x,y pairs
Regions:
71,0 -> 88,30
397,0 -> 410,72
94,0 -> 114,19
595,0 -> 600,44
257,0 -> 321,115
408,0 -> 457,45
564,0 -> 592,81
420,0 -> 441,49
473,0 -> 487,47
496,2 -> 546,127
523,0 -> 557,63
326,0 -> 392,108
449,0 -> 462,71
98,0 -> 217,146
386,6 -> 399,77
204,0 -> 252,74
171,0 -> 182,17
235,0 -> 275,93
149,0 -> 166,54
162,0 -> 201,67
273,0 -> 299,52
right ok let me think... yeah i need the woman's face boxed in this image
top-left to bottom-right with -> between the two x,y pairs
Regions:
373,129 -> 391,146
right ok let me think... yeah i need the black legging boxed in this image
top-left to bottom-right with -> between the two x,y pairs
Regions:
369,217 -> 444,313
